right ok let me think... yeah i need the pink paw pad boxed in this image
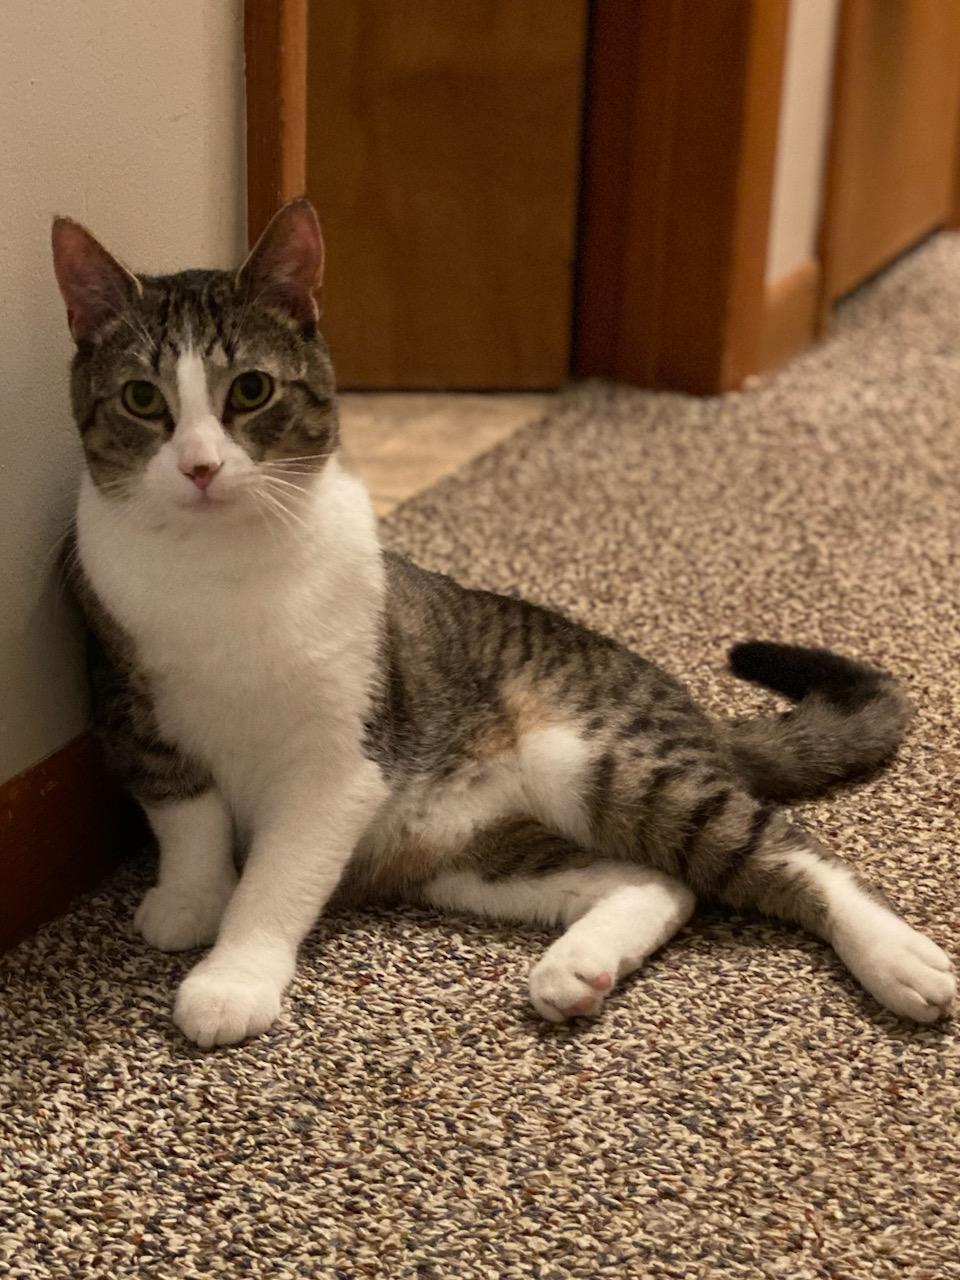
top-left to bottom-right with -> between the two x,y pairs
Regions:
567,993 -> 601,1016
564,974 -> 614,1017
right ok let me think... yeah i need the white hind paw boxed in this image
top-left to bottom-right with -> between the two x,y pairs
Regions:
835,911 -> 956,1023
529,937 -> 618,1023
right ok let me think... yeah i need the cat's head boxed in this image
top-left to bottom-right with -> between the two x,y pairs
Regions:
51,198 -> 336,519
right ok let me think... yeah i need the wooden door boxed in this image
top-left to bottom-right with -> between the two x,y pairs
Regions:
305,0 -> 587,390
820,0 -> 960,307
246,0 -> 791,396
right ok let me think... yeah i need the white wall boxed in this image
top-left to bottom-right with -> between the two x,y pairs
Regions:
766,0 -> 839,283
0,0 -> 246,782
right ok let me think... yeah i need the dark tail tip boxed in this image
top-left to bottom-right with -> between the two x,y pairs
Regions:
729,640 -> 886,708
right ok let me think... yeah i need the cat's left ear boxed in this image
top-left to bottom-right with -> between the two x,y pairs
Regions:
51,218 -> 141,344
237,197 -> 325,325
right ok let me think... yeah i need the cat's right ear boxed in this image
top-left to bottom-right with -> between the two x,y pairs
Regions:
51,218 -> 141,343
236,198 -> 324,325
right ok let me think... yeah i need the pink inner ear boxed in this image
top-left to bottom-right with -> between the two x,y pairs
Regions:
239,198 -> 325,324
51,219 -> 135,343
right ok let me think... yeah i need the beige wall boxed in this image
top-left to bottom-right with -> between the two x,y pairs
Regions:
766,0 -> 839,283
0,0 -> 245,783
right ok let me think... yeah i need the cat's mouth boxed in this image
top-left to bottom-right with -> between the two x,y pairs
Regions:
176,479 -> 234,511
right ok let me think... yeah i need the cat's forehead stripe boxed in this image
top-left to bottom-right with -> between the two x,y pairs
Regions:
175,349 -> 213,421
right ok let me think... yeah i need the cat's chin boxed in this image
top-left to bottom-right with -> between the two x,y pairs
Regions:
170,498 -> 232,520
179,493 -> 230,511
151,485 -> 254,530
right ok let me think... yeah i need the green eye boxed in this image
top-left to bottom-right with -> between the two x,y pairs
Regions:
228,370 -> 273,412
121,380 -> 166,418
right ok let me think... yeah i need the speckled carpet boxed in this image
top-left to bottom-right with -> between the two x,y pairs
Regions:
3,236 -> 960,1279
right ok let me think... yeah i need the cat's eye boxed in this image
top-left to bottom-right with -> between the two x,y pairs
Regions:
121,380 -> 166,418
228,370 -> 274,413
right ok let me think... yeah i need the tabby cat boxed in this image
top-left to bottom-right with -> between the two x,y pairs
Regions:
51,199 -> 955,1047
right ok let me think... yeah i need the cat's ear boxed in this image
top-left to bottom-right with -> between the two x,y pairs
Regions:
236,197 -> 324,325
51,218 -> 141,344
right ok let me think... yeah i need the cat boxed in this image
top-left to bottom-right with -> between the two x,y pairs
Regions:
52,198 -> 955,1047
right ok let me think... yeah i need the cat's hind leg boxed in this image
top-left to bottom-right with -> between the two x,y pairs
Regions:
737,826 -> 957,1024
527,868 -> 695,1021
421,841 -> 695,1022
514,719 -> 955,1022
595,756 -> 957,1023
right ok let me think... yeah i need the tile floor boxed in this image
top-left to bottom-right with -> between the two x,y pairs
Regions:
338,393 -> 552,515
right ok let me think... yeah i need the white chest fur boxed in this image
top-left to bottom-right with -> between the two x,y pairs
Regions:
76,462 -> 384,817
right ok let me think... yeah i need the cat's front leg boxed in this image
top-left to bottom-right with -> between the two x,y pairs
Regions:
173,760 -> 386,1048
136,790 -> 237,951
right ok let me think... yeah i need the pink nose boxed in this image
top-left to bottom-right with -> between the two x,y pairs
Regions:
183,463 -> 221,491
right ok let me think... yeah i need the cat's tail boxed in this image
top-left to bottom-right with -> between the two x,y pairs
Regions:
724,640 -> 911,802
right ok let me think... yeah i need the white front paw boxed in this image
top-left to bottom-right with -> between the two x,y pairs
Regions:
135,879 -> 236,952
529,936 -> 619,1023
835,913 -> 956,1023
173,953 -> 289,1048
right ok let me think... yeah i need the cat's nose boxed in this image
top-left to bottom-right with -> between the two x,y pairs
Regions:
182,462 -> 222,491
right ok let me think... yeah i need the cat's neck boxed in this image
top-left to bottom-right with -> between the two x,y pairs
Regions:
76,457 -> 385,640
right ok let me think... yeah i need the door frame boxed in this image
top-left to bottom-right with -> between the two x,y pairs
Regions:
574,0 -> 790,394
245,0 -> 309,245
245,0 -> 790,394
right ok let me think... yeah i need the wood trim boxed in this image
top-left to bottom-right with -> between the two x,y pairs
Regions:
0,735 -> 143,952
949,61 -> 960,230
948,105 -> 960,230
759,259 -> 821,374
575,0 -> 789,394
721,0 -> 793,390
815,0 -> 855,334
244,0 -> 308,246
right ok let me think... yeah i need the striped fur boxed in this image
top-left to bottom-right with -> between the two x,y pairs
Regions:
725,641 -> 911,801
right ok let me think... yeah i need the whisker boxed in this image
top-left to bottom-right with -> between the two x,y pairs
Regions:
260,476 -> 311,496
43,524 -> 83,605
269,493 -> 310,532
251,488 -> 284,553
225,280 -> 275,355
114,311 -> 157,360
260,466 -> 335,481
260,476 -> 317,495
261,471 -> 326,480
262,450 -> 339,463
257,487 -> 309,536
261,461 -> 335,474
40,518 -> 78,576
260,502 -> 302,542
97,479 -> 135,498
261,465 -> 332,476
236,473 -> 307,495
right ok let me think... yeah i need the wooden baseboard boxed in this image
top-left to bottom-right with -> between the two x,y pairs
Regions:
760,258 -> 822,373
0,734 -> 143,952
